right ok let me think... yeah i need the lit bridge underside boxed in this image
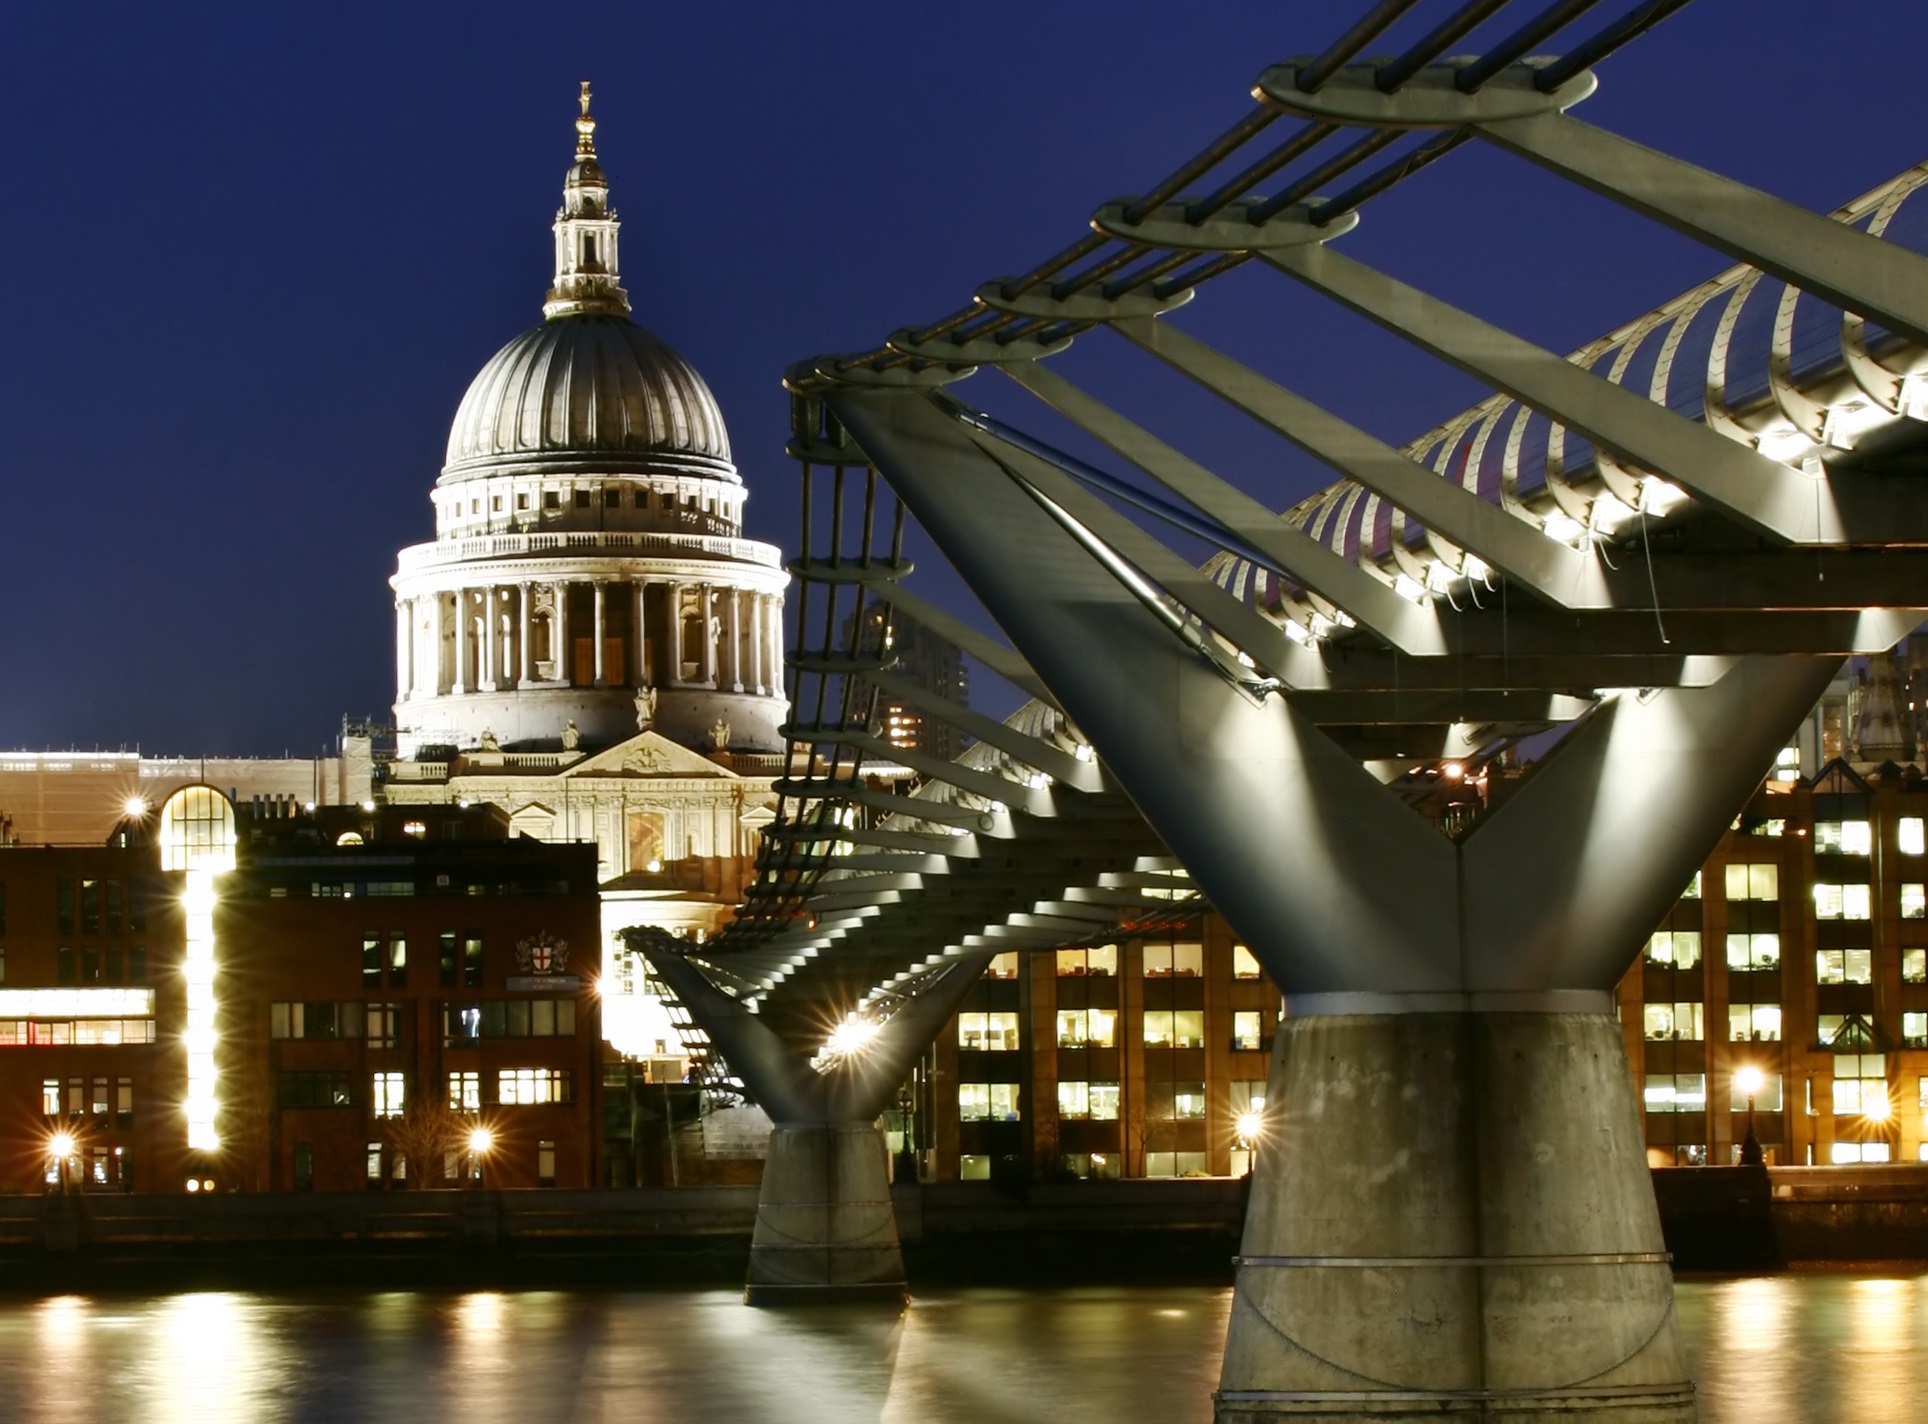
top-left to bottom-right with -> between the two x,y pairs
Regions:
635,0 -> 1928,1413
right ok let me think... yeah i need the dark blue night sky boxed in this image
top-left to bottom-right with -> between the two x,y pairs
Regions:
1,1 -> 1923,752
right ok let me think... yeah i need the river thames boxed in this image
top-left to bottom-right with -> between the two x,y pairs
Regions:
0,1272 -> 1921,1422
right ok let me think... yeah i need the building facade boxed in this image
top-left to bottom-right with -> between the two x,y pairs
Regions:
905,760 -> 1928,1182
0,789 -> 604,1194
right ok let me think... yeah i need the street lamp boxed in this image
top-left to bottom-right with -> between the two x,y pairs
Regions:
1734,1066 -> 1764,1165
1234,1111 -> 1263,1178
47,1132 -> 74,1192
468,1126 -> 494,1185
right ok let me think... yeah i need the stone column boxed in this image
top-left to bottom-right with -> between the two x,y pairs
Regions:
553,580 -> 571,685
668,581 -> 687,687
592,581 -> 608,687
698,582 -> 716,687
394,599 -> 411,703
766,594 -> 784,693
728,581 -> 744,685
517,582 -> 532,687
634,581 -> 650,686
479,587 -> 499,692
451,589 -> 470,695
750,592 -> 766,695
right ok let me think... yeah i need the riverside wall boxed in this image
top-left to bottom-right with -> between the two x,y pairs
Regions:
0,1169 -> 1921,1288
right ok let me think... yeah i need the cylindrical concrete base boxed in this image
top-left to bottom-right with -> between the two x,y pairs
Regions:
1216,1012 -> 1695,1422
745,1122 -> 907,1307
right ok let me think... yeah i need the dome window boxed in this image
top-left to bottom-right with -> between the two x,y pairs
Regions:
543,491 -> 560,510
602,489 -> 620,508
574,490 -> 591,509
659,492 -> 674,509
516,492 -> 531,510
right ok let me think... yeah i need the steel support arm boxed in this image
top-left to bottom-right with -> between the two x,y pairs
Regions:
1460,655 -> 1842,989
1477,110 -> 1928,350
1261,242 -> 1828,542
1101,319 -> 1596,605
863,670 -> 1104,790
993,362 -> 1454,649
829,386 -> 1461,994
964,427 -> 1320,681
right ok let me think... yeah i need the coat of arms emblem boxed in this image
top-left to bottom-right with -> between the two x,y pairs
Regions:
515,933 -> 570,975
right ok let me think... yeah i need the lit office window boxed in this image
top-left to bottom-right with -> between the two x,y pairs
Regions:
1647,932 -> 1702,968
1902,1012 -> 1927,1048
1142,943 -> 1203,978
1832,1141 -> 1891,1164
1905,949 -> 1927,984
958,1082 -> 1018,1122
497,1068 -> 571,1105
1642,1003 -> 1705,1041
371,1073 -> 406,1118
985,952 -> 1020,980
1815,950 -> 1873,986
1229,1080 -> 1266,1114
1642,1074 -> 1706,1113
957,1011 -> 1021,1052
448,1071 -> 480,1112
1815,821 -> 1872,856
1143,1152 -> 1207,1178
1901,818 -> 1926,856
1831,1055 -> 1887,1116
1232,1011 -> 1263,1051
1681,872 -> 1702,900
1723,863 -> 1779,901
1904,885 -> 1927,920
1057,1080 -> 1090,1118
1055,1008 -> 1115,1048
1813,884 -> 1871,919
1728,1004 -> 1783,1042
1232,945 -> 1262,979
1055,945 -> 1117,977
1172,1084 -> 1207,1120
1088,1083 -> 1119,1120
1142,1011 -> 1204,1048
1725,934 -> 1781,970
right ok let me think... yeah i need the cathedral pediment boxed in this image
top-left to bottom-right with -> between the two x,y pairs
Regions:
564,731 -> 738,780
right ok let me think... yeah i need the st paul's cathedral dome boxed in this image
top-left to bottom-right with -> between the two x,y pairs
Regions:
389,85 -> 788,760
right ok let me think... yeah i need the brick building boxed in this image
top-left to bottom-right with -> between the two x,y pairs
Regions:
0,787 -> 602,1194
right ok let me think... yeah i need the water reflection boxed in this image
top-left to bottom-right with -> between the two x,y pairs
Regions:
1681,1272 -> 1928,1424
0,1276 -> 1915,1422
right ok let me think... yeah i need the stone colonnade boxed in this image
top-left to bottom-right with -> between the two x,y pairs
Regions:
395,577 -> 782,700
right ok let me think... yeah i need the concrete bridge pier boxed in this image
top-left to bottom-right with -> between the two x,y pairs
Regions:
1218,1006 -> 1692,1421
748,1121 -> 902,1305
635,936 -> 997,1306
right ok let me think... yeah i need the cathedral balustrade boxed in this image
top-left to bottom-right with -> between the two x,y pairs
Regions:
396,530 -> 782,572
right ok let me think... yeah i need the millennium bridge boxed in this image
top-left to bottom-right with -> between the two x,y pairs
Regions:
630,1 -> 1928,1417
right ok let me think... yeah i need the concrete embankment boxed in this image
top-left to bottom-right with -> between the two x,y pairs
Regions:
0,1169 -> 1921,1289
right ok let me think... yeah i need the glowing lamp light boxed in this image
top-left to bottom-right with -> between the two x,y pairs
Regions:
468,1127 -> 495,1155
1864,1094 -> 1893,1124
123,796 -> 148,818
1542,512 -> 1586,546
1441,762 -> 1465,781
823,1014 -> 881,1062
185,1178 -> 201,1194
1734,1066 -> 1764,1099
1234,1111 -> 1264,1148
48,1132 -> 75,1160
645,858 -> 662,873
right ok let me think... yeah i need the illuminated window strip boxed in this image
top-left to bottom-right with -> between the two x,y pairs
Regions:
0,989 -> 155,1018
183,868 -> 220,1150
0,1020 -> 158,1047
